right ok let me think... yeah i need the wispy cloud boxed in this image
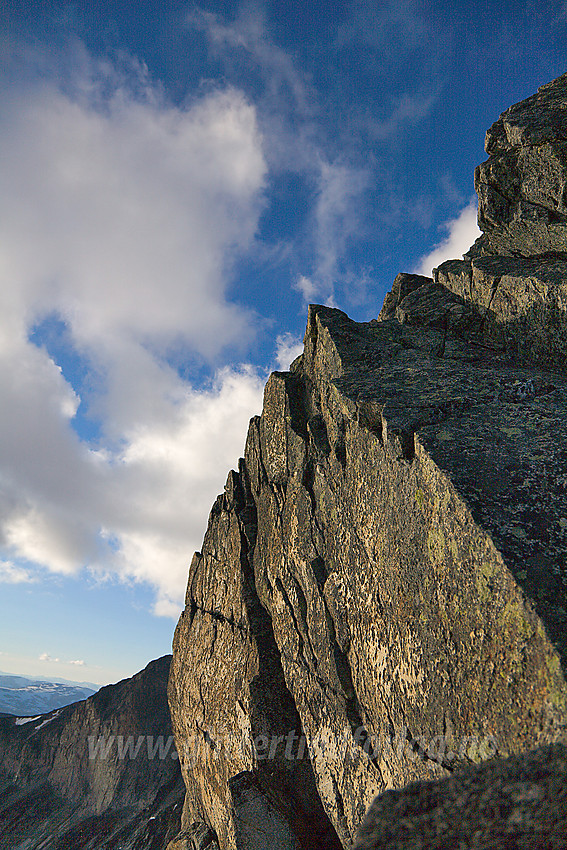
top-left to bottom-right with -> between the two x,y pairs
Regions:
0,560 -> 36,584
311,160 -> 370,300
187,4 -> 314,120
414,201 -> 481,276
337,0 -> 428,52
365,90 -> 438,140
188,5 -> 372,305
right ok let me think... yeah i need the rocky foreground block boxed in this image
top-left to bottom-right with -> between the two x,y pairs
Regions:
355,743 -> 567,850
169,295 -> 567,848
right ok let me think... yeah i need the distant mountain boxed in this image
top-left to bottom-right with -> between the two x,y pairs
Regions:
0,674 -> 96,716
0,655 -> 184,849
0,670 -> 99,690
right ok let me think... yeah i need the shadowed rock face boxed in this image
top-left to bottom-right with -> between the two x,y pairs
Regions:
0,656 -> 185,850
167,74 -> 567,850
354,743 -> 567,850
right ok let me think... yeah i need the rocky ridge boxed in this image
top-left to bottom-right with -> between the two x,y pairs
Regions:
168,73 -> 567,849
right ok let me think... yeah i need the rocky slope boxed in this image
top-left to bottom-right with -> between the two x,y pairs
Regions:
0,655 -> 185,849
168,73 -> 567,849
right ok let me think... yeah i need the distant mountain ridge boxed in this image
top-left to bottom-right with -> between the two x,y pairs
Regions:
0,670 -> 99,689
0,674 -> 96,716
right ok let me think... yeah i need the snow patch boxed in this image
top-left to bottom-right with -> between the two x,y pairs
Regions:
34,709 -> 62,730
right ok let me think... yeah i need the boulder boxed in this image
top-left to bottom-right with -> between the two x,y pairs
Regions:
354,743 -> 567,850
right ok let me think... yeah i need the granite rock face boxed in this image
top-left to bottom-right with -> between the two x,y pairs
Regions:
0,656 -> 185,849
168,465 -> 342,850
169,73 -> 567,850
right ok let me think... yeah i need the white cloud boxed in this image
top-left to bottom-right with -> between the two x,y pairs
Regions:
274,333 -> 304,371
39,652 -> 60,663
102,364 -> 266,614
69,659 -> 85,666
0,338 -> 266,615
0,560 -> 35,584
337,0 -> 428,52
0,58 -> 266,359
0,45 -> 269,615
414,201 -> 481,277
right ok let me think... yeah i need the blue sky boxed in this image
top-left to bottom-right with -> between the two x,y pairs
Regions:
0,1 -> 565,687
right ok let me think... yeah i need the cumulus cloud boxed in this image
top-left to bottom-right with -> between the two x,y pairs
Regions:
102,364 -> 267,615
39,652 -> 60,663
69,659 -> 85,666
0,53 -> 266,359
414,201 -> 481,277
0,45 -> 269,615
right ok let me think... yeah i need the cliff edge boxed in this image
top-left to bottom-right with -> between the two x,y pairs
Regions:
168,74 -> 567,849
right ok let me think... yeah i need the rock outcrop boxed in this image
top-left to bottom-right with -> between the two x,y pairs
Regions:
474,71 -> 567,257
168,74 -> 567,849
0,656 -> 184,849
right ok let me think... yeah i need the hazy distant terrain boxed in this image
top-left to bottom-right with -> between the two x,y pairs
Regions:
0,674 -> 96,716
